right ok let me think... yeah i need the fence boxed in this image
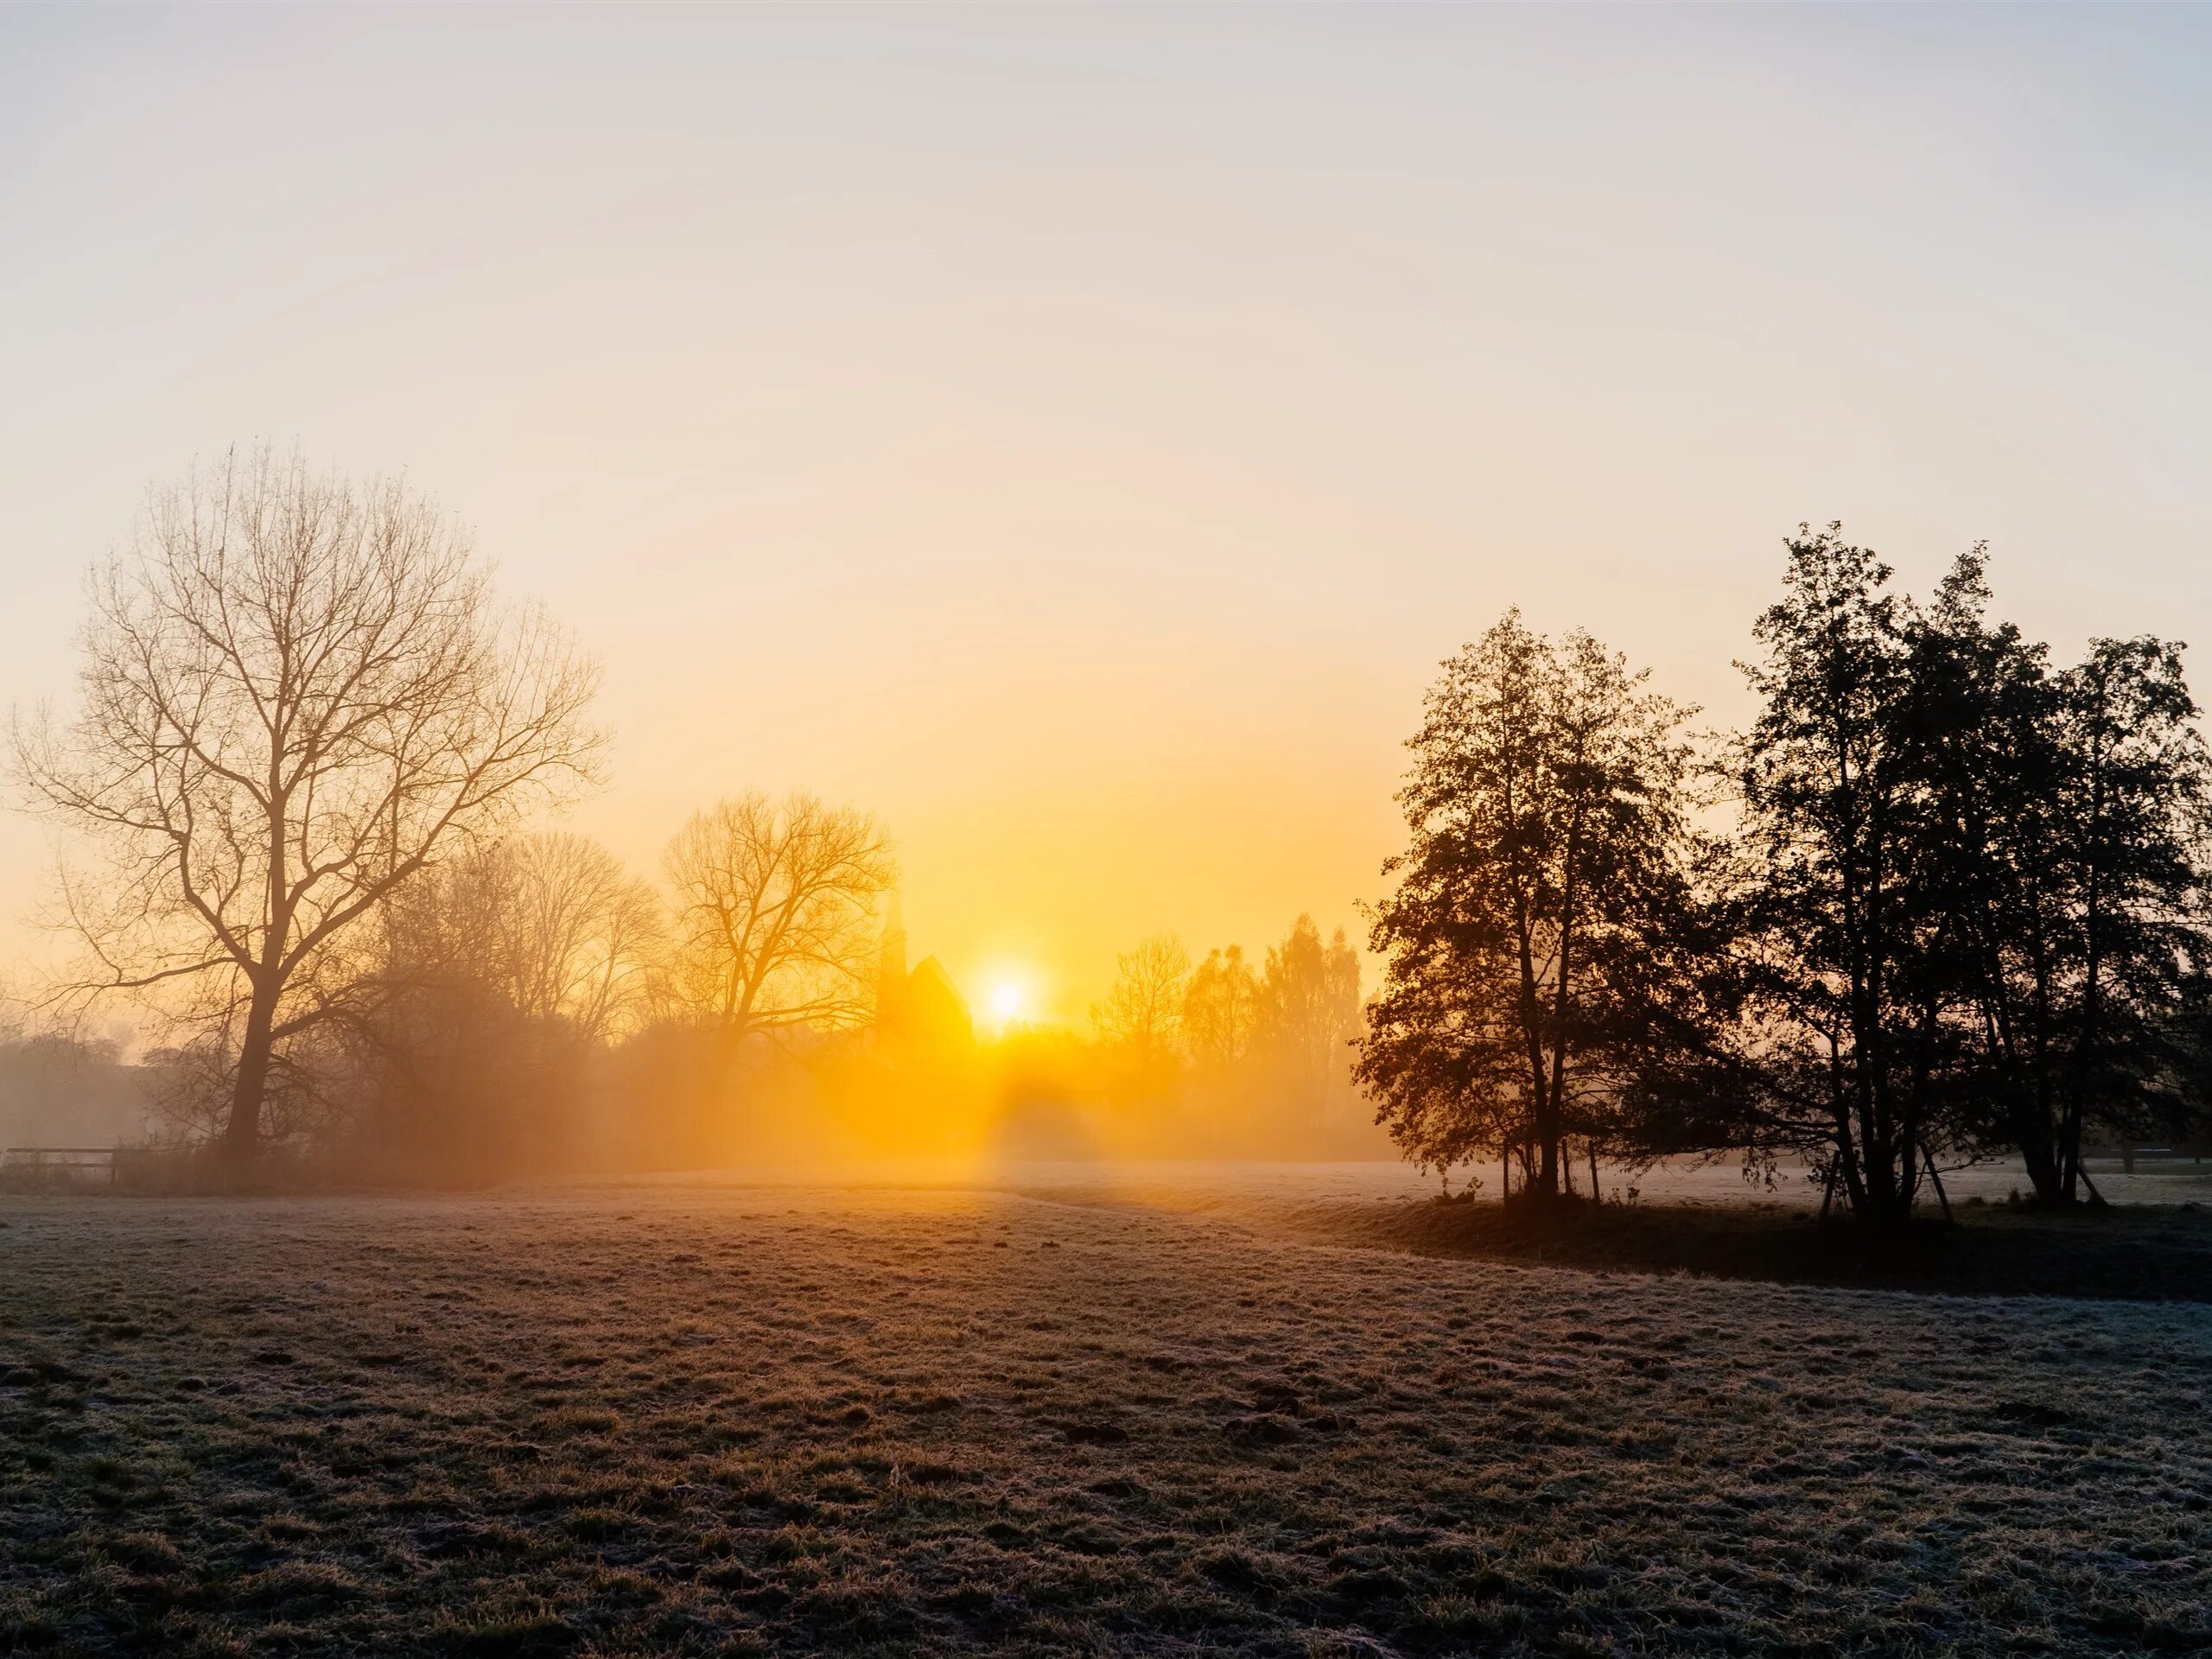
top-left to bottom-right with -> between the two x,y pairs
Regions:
0,1147 -> 130,1190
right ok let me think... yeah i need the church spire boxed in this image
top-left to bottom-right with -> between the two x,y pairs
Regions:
876,893 -> 907,1028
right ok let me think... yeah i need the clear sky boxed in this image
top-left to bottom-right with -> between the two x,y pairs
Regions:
4,4 -> 2210,1022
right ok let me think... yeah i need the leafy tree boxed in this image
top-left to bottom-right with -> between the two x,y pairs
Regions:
1880,551 -> 2065,1198
1723,526 -> 1971,1221
2050,638 -> 2212,1191
1725,531 -> 2212,1214
1929,611 -> 2212,1204
1357,613 -> 1701,1201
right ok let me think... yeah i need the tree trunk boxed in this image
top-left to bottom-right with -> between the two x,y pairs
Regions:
1538,811 -> 1584,1206
1831,1103 -> 1871,1218
2014,1102 -> 2066,1206
2057,1091 -> 2091,1203
1534,1125 -> 1560,1200
222,978 -> 281,1179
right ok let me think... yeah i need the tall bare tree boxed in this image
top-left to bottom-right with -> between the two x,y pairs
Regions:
11,448 -> 603,1172
662,791 -> 895,1056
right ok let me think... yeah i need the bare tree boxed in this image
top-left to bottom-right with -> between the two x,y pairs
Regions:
1092,932 -> 1191,1094
316,834 -> 658,1179
1182,944 -> 1259,1068
662,791 -> 895,1054
487,835 -> 661,1045
11,448 -> 604,1173
1254,915 -> 1363,1130
382,834 -> 661,1046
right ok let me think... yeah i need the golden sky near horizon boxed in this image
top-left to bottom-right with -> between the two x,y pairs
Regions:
5,7 -> 2212,1024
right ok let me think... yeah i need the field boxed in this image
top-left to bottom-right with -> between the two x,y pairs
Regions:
3,1173 -> 2209,1656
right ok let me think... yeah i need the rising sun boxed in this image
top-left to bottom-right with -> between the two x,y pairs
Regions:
989,981 -> 1024,1023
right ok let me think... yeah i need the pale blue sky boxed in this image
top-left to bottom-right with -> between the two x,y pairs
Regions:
4,4 -> 2210,1014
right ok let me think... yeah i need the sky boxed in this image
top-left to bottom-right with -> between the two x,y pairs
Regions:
4,4 -> 2211,1025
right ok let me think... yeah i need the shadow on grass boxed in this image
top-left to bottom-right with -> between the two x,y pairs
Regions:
1286,1194 -> 2212,1302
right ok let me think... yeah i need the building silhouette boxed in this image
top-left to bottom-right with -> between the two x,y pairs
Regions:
875,896 -> 974,1056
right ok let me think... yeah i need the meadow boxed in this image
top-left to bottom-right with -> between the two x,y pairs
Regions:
2,1175 -> 2208,1656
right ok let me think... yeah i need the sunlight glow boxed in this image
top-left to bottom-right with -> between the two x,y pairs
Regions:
989,981 -> 1024,1023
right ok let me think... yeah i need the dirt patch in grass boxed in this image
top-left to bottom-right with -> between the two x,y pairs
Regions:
1,1183 -> 2207,1656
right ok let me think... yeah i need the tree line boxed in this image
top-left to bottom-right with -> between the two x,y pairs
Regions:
1357,527 -> 2212,1218
1087,918 -> 1366,1147
18,452 -> 2202,1207
5,453 -> 908,1175
7,449 -> 1373,1179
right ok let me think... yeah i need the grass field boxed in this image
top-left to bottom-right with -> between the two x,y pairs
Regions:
3,1177 -> 2208,1656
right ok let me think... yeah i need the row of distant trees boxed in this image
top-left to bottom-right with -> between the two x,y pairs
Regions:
0,1022 -> 148,1151
7,450 -> 928,1177
1359,527 -> 2212,1218
132,801 -> 897,1176
1089,918 -> 1364,1138
22,450 -> 2198,1208
7,448 -> 1373,1179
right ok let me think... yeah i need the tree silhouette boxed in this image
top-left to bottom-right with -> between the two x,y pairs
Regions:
1091,933 -> 1191,1097
1254,915 -> 1362,1132
1182,944 -> 1259,1069
662,791 -> 896,1053
11,448 -> 602,1174
1358,613 -> 1702,1201
1717,530 -> 2212,1216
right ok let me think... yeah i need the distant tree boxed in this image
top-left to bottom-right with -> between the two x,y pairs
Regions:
1357,613 -> 1703,1201
1254,915 -> 1362,1130
1091,932 -> 1191,1094
1182,944 -> 1260,1068
662,791 -> 896,1057
10,448 -> 603,1173
472,835 -> 663,1045
334,834 -> 661,1178
378,835 -> 660,1043
0,1024 -> 153,1152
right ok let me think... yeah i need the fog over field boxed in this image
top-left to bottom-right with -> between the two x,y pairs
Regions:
3,1177 -> 2208,1656
9,9 -> 2212,1656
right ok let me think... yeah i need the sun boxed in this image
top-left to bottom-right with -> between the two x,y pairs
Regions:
988,981 -> 1024,1024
